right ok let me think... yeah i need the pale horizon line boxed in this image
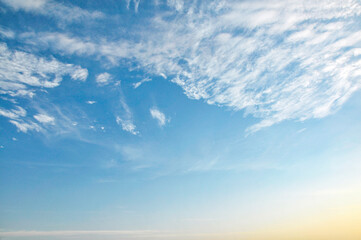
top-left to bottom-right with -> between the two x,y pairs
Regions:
0,230 -> 164,237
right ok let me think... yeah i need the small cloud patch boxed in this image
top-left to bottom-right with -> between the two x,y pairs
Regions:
150,108 -> 169,127
96,72 -> 112,86
133,77 -> 152,89
34,113 -> 55,124
116,116 -> 138,135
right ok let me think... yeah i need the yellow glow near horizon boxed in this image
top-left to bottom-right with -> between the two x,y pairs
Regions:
198,204 -> 361,240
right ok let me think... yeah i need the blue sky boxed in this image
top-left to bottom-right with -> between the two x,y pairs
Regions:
1,0 -> 361,239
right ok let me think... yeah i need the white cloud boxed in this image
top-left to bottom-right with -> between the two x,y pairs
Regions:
0,25 -> 15,38
0,0 -> 103,23
9,120 -> 41,133
34,113 -> 55,124
0,106 -> 26,119
297,128 -> 306,134
166,0 -> 184,12
71,68 -> 88,82
0,43 -> 88,133
150,108 -> 169,127
125,0 -> 131,9
86,100 -> 96,104
133,77 -> 152,89
112,84 -> 140,135
0,106 -> 43,132
1,0 -> 47,11
23,32 -> 97,56
21,32 -> 131,65
19,0 -> 361,132
134,0 -> 141,13
96,72 -> 112,86
116,116 -> 138,135
125,0 -> 141,13
0,43 -> 88,94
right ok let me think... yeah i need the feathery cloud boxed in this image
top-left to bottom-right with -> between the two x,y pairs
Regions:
0,106 -> 26,119
0,43 -> 88,94
125,0 -> 141,13
150,108 -> 169,127
18,0 -> 361,132
0,0 -> 103,23
95,72 -> 112,86
0,43 -> 88,133
116,116 -> 138,135
34,113 -> 55,124
9,120 -> 41,133
133,77 -> 152,89
0,25 -> 15,38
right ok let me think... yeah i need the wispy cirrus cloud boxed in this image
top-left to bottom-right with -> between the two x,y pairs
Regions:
0,0 -> 47,11
116,116 -> 138,135
0,25 -> 15,39
8,119 -> 41,133
0,0 -> 104,23
0,106 -> 41,133
96,72 -> 112,86
133,77 -> 152,89
0,106 -> 26,119
18,0 -> 361,132
113,80 -> 140,135
20,32 -> 130,65
0,43 -> 88,133
34,113 -> 55,124
166,0 -> 184,12
125,0 -> 141,13
150,107 -> 169,127
0,43 -> 87,94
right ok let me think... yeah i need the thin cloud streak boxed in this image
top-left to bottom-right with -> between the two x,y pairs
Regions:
116,116 -> 138,135
133,77 -> 152,89
19,0 -> 361,132
0,42 -> 88,133
33,113 -> 55,124
0,0 -> 104,23
150,108 -> 169,127
96,72 -> 112,86
0,42 -> 88,93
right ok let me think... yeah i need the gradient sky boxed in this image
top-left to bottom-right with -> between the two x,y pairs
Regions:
0,0 -> 361,239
